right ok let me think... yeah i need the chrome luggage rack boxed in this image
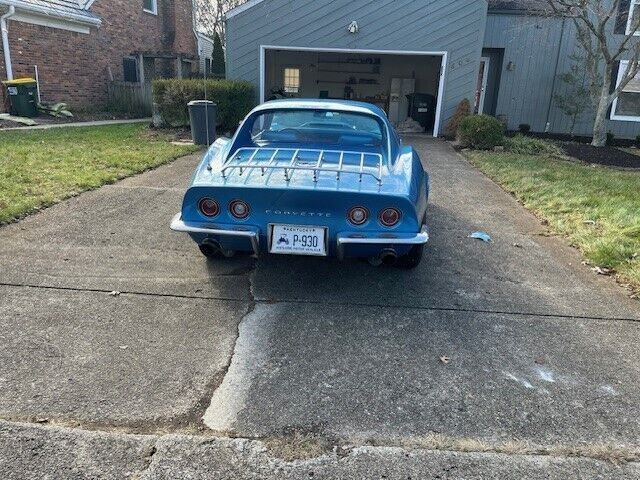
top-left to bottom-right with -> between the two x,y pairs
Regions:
220,147 -> 384,185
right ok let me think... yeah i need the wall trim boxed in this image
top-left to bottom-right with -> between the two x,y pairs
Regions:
10,11 -> 92,33
259,45 -> 448,138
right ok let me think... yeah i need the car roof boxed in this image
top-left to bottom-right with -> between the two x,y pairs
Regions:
253,99 -> 388,121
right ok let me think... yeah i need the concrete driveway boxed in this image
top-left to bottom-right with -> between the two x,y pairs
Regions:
1,137 -> 639,479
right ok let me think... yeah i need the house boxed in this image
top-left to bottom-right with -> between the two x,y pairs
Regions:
224,0 -> 640,139
0,0 -> 199,110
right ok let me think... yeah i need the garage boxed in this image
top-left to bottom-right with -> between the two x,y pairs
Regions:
260,47 -> 446,136
225,0 -> 489,139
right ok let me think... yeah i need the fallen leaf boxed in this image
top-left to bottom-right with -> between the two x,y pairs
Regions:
513,243 -> 523,248
534,356 -> 546,365
109,291 -> 121,297
583,220 -> 596,225
119,345 -> 128,350
592,266 -> 612,276
439,356 -> 451,364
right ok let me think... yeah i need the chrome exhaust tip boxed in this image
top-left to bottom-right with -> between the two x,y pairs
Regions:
379,248 -> 398,266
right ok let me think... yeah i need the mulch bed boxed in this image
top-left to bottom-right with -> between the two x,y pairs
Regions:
560,142 -> 640,169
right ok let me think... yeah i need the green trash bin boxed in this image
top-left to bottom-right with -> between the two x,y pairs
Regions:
2,78 -> 38,117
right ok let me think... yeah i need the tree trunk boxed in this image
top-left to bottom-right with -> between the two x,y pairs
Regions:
591,96 -> 609,147
591,67 -> 612,147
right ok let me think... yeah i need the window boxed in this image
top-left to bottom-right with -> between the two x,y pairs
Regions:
123,57 -> 139,83
626,0 -> 640,35
611,60 -> 640,121
249,110 -> 384,149
283,68 -> 300,94
143,0 -> 157,15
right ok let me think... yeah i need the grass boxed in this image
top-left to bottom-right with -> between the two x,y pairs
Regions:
466,151 -> 640,293
0,124 -> 199,223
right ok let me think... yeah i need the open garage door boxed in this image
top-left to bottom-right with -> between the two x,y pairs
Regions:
260,46 -> 447,138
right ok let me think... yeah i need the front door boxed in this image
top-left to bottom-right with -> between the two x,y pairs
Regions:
474,57 -> 490,115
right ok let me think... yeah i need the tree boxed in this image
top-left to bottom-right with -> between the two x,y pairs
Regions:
211,32 -> 226,78
547,0 -> 640,146
553,52 -> 591,135
193,0 -> 248,45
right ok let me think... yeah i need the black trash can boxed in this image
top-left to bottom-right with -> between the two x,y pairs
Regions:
188,100 -> 217,146
2,78 -> 38,117
406,93 -> 437,132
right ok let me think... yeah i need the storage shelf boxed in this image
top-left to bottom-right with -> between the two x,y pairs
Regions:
316,80 -> 380,85
318,69 -> 380,75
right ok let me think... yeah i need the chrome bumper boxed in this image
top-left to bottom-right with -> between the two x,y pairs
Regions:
336,225 -> 429,260
171,213 -> 429,260
170,213 -> 261,255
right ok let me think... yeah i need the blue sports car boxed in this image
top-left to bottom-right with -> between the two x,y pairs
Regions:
171,99 -> 429,267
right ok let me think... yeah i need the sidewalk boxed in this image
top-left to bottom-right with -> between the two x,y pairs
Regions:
0,118 -> 151,131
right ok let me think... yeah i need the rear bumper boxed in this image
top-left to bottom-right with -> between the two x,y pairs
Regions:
170,213 -> 429,258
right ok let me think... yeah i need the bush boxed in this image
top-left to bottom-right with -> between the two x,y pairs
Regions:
152,79 -> 255,132
518,123 -> 531,134
504,134 -> 563,156
458,115 -> 505,150
444,99 -> 471,140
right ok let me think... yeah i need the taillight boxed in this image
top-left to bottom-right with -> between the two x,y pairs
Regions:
198,198 -> 220,217
379,208 -> 401,227
347,206 -> 369,226
229,199 -> 250,219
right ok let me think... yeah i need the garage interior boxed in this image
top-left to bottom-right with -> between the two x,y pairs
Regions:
263,49 -> 443,134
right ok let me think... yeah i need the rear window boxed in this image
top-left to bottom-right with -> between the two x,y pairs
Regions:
249,109 -> 384,149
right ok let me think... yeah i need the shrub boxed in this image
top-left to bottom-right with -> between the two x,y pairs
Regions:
458,115 -> 505,150
152,79 -> 255,132
636,135 -> 640,148
518,123 -> 531,134
504,134 -> 563,156
606,132 -> 615,146
444,99 -> 471,140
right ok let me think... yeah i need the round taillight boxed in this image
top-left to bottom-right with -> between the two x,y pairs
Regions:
198,198 -> 220,217
347,206 -> 369,226
379,208 -> 401,227
229,199 -> 250,219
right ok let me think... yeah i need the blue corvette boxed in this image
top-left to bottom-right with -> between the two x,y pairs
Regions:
171,99 -> 429,267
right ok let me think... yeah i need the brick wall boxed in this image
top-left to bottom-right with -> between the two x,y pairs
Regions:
0,0 -> 197,110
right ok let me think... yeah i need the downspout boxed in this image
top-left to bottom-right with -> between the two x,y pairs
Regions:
1,5 -> 15,80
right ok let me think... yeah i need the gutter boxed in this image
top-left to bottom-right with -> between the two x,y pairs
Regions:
0,0 -> 101,27
1,5 -> 15,80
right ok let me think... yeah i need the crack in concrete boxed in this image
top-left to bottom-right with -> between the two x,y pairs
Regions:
1,281 -> 638,323
1,418 -> 638,466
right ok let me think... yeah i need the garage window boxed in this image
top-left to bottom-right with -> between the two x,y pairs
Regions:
611,60 -> 640,121
283,68 -> 300,94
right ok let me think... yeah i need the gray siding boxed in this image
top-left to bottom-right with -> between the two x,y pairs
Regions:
485,13 -> 640,139
226,0 -> 489,134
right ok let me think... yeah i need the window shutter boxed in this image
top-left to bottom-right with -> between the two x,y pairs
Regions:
123,58 -> 139,83
614,0 -> 631,34
607,61 -> 621,117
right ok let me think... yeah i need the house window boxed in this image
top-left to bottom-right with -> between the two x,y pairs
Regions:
610,60 -> 640,121
626,0 -> 640,35
283,68 -> 300,94
143,0 -> 157,15
123,57 -> 139,83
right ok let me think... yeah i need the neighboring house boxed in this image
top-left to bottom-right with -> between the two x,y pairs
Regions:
197,32 -> 214,75
225,0 -> 640,139
0,0 -> 199,110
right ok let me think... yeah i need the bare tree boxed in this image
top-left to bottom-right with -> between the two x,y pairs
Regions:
194,0 -> 247,44
547,0 -> 640,146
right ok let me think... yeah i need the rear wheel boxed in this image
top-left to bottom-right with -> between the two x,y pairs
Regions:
398,244 -> 424,269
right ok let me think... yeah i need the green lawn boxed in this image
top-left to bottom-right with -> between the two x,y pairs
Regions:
0,124 -> 199,223
466,151 -> 640,293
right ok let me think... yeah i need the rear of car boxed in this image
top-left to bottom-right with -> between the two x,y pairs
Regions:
171,100 -> 429,267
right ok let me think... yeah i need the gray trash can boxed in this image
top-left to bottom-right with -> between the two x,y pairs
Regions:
188,100 -> 217,146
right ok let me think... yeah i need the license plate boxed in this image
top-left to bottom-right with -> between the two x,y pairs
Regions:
270,225 -> 327,256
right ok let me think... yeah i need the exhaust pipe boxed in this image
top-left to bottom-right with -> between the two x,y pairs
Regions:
379,248 -> 398,266
202,239 -> 235,258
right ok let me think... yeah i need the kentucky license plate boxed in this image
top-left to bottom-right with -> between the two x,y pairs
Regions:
270,225 -> 327,256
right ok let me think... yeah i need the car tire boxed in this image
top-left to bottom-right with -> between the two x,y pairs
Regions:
398,244 -> 424,269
